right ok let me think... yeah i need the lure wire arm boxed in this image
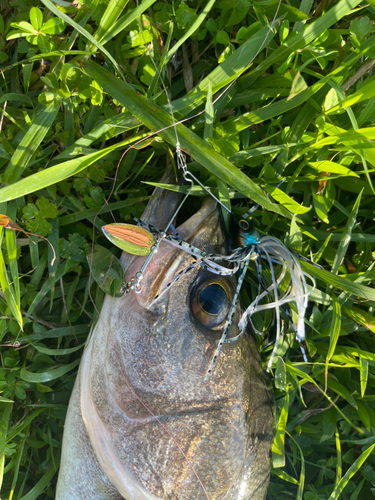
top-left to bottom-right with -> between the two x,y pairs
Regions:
204,253 -> 252,381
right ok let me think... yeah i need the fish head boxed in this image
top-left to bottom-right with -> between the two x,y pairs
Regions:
80,175 -> 274,500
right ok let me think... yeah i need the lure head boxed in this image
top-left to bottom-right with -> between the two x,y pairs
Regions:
57,179 -> 274,500
230,215 -> 260,249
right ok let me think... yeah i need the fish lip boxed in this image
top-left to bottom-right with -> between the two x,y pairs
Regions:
131,197 -> 226,307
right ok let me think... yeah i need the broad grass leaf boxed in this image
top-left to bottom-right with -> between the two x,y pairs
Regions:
264,184 -> 310,214
0,93 -> 34,107
355,399 -> 370,431
312,191 -> 330,224
59,197 -> 152,226
20,359 -> 80,383
342,305 -> 375,334
272,387 -> 289,468
4,97 -> 61,184
274,357 -> 287,391
288,215 -> 302,253
311,127 -> 375,148
325,295 -> 341,390
331,190 -> 362,275
0,143 -> 124,204
288,71 -> 308,100
31,343 -> 85,356
86,244 -> 125,297
360,357 -> 369,398
308,160 -> 359,177
19,325 -> 89,343
271,468 -> 298,484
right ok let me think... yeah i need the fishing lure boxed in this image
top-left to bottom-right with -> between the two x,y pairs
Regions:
93,187 -> 315,378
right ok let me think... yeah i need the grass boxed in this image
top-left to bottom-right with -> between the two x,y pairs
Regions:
1,0 -> 375,498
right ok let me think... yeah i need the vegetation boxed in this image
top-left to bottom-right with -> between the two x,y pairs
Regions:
1,0 -> 375,498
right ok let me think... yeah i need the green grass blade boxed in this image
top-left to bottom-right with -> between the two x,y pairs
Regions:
360,357 -> 369,398
9,425 -> 28,500
20,359 -> 80,383
301,261 -> 375,301
31,342 -> 84,356
0,141 -> 126,203
314,234 -> 332,264
271,468 -> 298,484
328,444 -> 375,499
334,427 -> 342,488
332,190 -> 362,275
0,402 -> 13,490
272,386 -> 289,468
287,433 -> 305,500
6,409 -> 45,443
350,479 -> 365,500
3,98 -> 61,184
329,81 -> 375,196
328,80 -> 375,113
59,197 -> 151,226
0,229 -> 22,330
5,228 -> 20,307
325,295 -> 341,389
342,305 -> 375,334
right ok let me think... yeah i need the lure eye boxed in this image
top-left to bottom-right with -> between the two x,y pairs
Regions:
239,219 -> 249,231
191,279 -> 232,330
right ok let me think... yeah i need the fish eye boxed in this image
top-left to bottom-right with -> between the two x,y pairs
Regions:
190,279 -> 232,330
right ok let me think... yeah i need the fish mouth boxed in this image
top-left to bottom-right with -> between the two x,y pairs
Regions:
126,195 -> 227,308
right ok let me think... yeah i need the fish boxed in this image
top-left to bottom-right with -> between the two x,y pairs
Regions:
56,173 -> 274,500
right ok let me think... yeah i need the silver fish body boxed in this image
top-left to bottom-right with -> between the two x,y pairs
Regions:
56,180 -> 274,500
